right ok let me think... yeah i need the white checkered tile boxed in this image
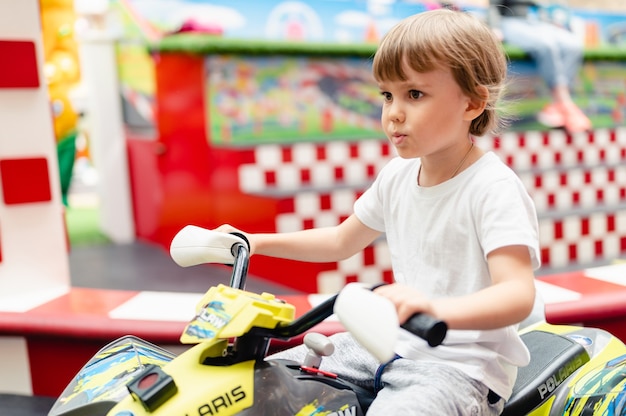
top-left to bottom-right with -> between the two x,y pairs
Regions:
238,139 -> 394,193
237,127 -> 626,291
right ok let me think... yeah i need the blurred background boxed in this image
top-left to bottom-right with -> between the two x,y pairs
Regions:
1,0 -> 626,409
51,0 -> 626,293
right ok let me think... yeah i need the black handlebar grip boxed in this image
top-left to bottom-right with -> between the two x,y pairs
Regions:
401,313 -> 448,347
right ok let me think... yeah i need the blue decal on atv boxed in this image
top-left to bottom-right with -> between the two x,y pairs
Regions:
606,354 -> 626,368
206,300 -> 226,311
564,353 -> 626,414
568,334 -> 593,347
185,323 -> 216,339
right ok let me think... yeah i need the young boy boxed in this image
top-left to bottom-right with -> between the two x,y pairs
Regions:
216,9 -> 540,415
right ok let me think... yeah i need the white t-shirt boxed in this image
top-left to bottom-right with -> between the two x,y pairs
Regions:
353,151 -> 541,400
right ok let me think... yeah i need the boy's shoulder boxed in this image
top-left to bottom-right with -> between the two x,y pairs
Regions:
472,151 -> 518,180
468,152 -> 530,196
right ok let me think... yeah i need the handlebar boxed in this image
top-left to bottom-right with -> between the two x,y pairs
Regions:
402,313 -> 447,347
265,289 -> 447,348
170,226 -> 447,352
228,234 -> 250,290
370,282 -> 447,347
233,238 -> 447,347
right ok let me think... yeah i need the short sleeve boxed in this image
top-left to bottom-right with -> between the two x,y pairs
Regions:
476,176 -> 541,270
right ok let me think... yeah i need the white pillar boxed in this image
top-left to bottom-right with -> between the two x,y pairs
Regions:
0,0 -> 70,310
75,0 -> 135,243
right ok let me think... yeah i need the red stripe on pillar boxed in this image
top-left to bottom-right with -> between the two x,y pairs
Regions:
0,40 -> 39,88
0,158 -> 52,204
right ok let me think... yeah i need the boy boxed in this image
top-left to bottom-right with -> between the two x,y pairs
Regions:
217,9 -> 539,414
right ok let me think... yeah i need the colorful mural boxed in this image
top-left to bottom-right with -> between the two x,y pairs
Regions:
206,56 -> 382,145
117,0 -> 433,44
117,0 -> 626,46
111,0 -> 626,137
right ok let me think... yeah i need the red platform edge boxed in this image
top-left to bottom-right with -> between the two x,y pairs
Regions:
3,268 -> 626,397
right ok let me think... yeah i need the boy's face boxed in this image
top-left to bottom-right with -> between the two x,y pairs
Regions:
377,61 -> 475,159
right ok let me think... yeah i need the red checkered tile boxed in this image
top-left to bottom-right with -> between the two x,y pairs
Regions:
236,127 -> 626,290
239,139 -> 394,193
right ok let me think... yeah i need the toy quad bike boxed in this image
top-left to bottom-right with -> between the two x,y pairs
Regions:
49,226 -> 626,415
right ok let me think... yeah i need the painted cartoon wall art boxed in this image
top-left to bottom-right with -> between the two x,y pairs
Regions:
206,56 -> 383,145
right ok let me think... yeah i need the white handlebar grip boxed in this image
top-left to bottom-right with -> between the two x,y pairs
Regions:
169,225 -> 247,267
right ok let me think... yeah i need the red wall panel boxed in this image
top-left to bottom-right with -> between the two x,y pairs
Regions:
0,158 -> 51,204
0,40 -> 39,88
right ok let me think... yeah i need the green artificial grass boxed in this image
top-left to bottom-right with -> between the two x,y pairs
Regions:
151,34 -> 378,57
65,205 -> 111,246
150,33 -> 626,62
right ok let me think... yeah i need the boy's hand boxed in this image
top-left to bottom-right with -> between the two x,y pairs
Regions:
213,224 -> 255,255
373,283 -> 434,324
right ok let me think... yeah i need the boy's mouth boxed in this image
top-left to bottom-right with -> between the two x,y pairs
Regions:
390,133 -> 407,145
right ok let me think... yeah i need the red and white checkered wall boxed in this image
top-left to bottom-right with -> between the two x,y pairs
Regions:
238,128 -> 626,292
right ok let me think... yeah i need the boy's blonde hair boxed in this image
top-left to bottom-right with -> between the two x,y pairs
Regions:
372,9 -> 508,136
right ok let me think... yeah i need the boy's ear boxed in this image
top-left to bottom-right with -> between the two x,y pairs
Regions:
464,85 -> 489,121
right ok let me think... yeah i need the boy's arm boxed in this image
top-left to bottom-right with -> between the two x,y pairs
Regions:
216,214 -> 382,263
376,245 -> 536,330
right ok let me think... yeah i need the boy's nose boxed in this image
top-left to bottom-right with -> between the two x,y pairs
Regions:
387,103 -> 405,123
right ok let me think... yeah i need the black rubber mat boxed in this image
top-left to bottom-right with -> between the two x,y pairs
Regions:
0,394 -> 55,416
68,241 -> 303,295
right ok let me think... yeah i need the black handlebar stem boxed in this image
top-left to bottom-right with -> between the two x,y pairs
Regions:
250,294 -> 338,340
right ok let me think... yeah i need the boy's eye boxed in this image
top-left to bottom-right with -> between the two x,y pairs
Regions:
381,91 -> 392,101
409,90 -> 422,99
